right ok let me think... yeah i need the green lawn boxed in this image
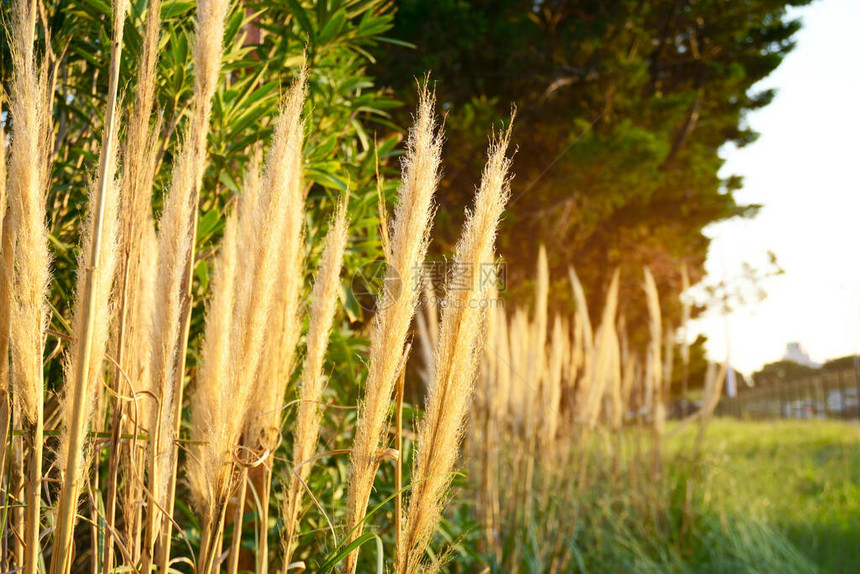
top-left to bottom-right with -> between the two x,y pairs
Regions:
673,419 -> 860,573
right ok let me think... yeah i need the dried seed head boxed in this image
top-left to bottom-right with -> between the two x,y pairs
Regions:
343,84 -> 444,573
398,121 -> 513,573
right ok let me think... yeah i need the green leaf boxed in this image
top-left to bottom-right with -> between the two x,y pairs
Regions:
195,259 -> 210,292
377,36 -> 415,48
306,167 -> 348,191
342,282 -> 362,323
318,532 -> 379,574
285,0 -> 315,44
319,10 -> 347,44
197,208 -> 222,243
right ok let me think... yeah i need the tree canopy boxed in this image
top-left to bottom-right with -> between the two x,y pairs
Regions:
374,0 -> 810,329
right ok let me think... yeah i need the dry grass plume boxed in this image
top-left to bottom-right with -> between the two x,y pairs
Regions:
147,0 -> 231,567
187,72 -> 308,572
244,66 -> 308,453
342,84 -> 443,573
643,267 -> 664,435
52,97 -> 123,574
397,123 -> 513,573
6,0 -> 54,569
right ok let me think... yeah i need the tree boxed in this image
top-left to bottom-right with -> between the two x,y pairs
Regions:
753,360 -> 819,386
374,0 -> 810,332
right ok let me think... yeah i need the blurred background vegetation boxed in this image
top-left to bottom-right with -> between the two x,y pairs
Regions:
0,0 -> 820,570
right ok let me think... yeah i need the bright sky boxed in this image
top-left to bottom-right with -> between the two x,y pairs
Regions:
693,0 -> 860,375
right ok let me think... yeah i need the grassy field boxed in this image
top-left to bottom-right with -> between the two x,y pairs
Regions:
672,418 -> 860,573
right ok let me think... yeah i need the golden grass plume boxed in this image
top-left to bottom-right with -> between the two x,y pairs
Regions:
342,83 -> 443,573
244,66 -> 308,451
6,1 -> 54,569
397,122 -> 513,573
643,266 -> 664,435
187,72 -> 308,571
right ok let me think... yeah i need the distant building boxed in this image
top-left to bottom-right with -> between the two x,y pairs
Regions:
783,342 -> 821,368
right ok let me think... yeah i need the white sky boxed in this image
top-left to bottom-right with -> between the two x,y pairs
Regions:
693,0 -> 860,374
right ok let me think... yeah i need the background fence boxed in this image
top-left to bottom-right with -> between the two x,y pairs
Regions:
715,368 -> 860,421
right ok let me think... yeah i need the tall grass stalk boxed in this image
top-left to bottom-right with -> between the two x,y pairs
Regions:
188,73 -> 308,572
282,198 -> 349,568
608,313 -> 624,433
393,366 -> 407,565
576,270 -> 620,490
695,361 -> 727,452
50,2 -> 125,571
6,0 -> 54,569
578,270 -> 620,432
474,294 -> 503,559
568,265 -> 594,416
187,210 -> 239,570
397,124 -> 512,573
680,264 -> 692,416
148,0 -> 231,568
0,96 -> 11,516
9,413 -> 25,567
643,266 -> 665,477
491,304 -> 511,422
227,469 -> 249,574
103,0 -> 162,567
520,244 -> 548,528
542,316 -> 564,445
343,84 -> 443,574
244,67 -> 308,574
